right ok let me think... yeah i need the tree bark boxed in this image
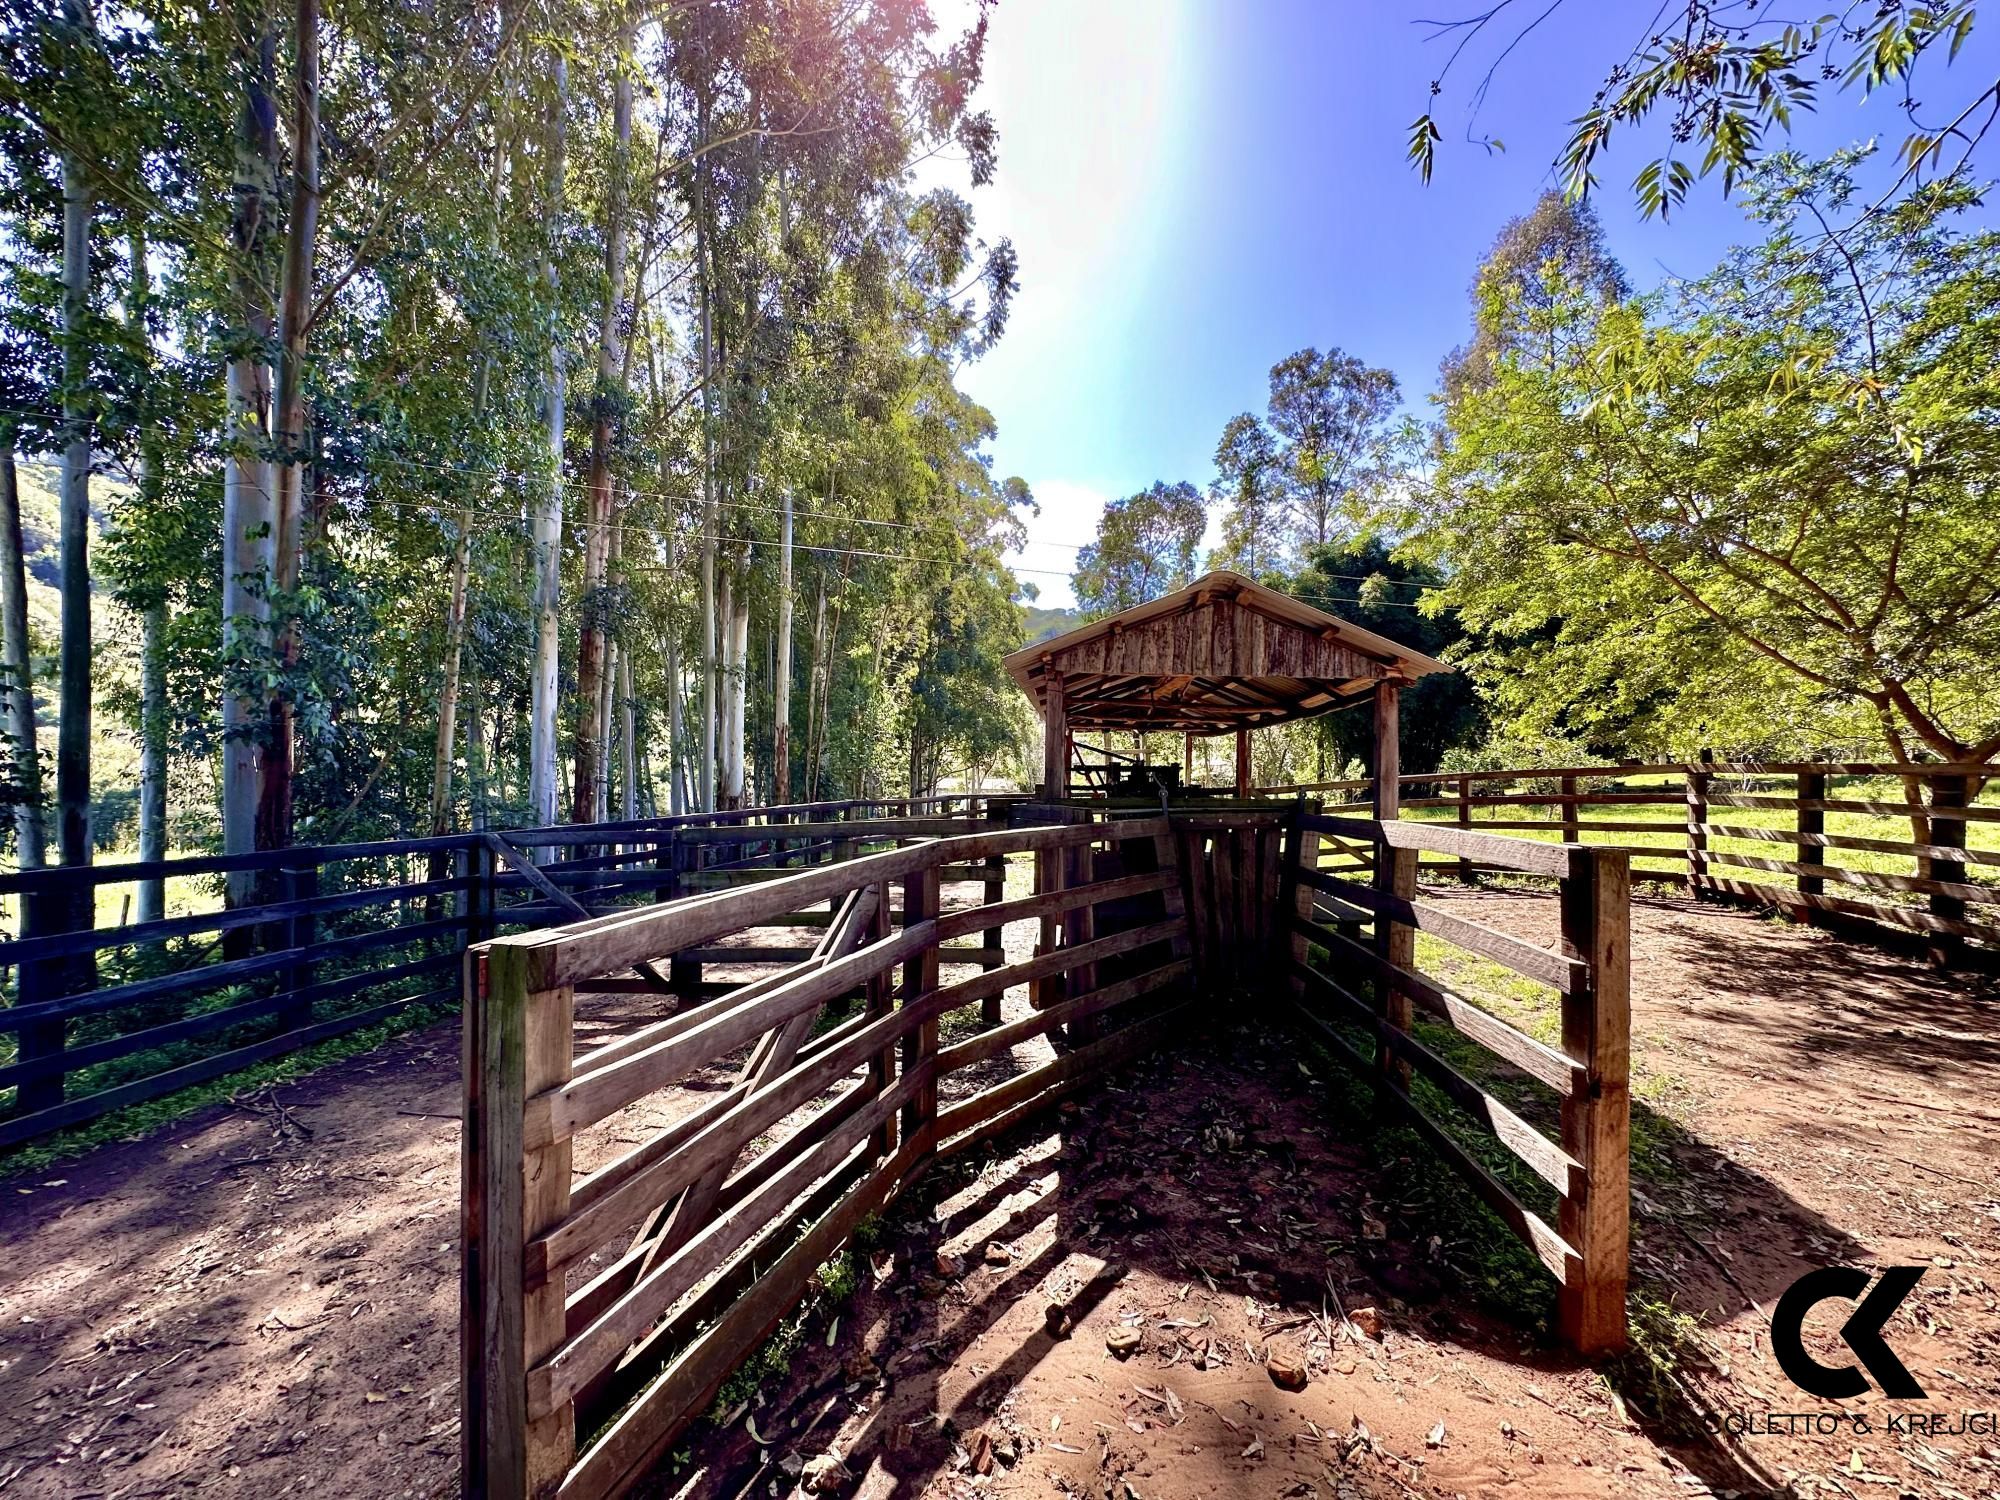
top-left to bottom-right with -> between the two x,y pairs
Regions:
255,0 -> 321,856
130,230 -> 168,924
429,520 -> 472,837
222,9 -> 277,906
56,0 -> 96,900
570,36 -> 632,823
527,49 -> 568,833
618,636 -> 637,819
773,487 -> 794,803
0,445 -> 45,873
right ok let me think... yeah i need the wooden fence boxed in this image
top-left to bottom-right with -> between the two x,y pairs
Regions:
462,815 -> 1193,1499
0,796 -> 990,1151
1266,760 -> 1997,961
1283,814 -> 1631,1356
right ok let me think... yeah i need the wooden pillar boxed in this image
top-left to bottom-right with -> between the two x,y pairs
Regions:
1234,729 -> 1251,798
1042,668 -> 1068,801
1371,681 -> 1401,820
1684,748 -> 1711,898
464,942 -> 576,1499
1182,731 -> 1194,789
1370,680 -> 1410,1085
1796,768 -> 1825,924
1927,773 -> 1968,969
1557,847 -> 1631,1356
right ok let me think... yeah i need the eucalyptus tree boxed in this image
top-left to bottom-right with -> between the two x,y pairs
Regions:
1073,481 -> 1205,620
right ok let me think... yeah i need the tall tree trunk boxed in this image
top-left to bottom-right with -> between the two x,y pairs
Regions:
129,229 -> 168,923
570,35 -> 632,823
526,50 -> 568,833
255,0 -> 321,856
55,0 -> 96,906
221,9 -> 277,906
463,650 -> 487,832
618,640 -> 637,820
803,573 -> 827,802
773,487 -> 793,803
0,445 -> 45,872
429,520 -> 472,838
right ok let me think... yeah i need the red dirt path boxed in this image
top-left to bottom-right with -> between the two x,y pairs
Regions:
0,887 -> 1994,1500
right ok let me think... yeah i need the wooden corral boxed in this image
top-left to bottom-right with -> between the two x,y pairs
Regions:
460,801 -> 1634,1499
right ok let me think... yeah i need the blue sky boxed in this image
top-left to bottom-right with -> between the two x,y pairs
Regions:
943,2 -> 1999,606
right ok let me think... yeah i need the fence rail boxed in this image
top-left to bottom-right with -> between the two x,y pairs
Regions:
1282,813 -> 1631,1355
463,814 -> 1194,1500
1264,760 -> 1997,962
0,796 -> 994,1150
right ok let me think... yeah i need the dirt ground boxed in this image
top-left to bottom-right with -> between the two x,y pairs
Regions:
1,884 -> 1995,1500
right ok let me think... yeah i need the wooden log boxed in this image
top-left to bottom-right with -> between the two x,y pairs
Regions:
1285,914 -> 1575,1093
1297,867 -> 1584,991
1303,815 -> 1573,877
1556,847 -> 1630,1357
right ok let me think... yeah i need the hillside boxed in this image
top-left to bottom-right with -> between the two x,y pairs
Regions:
1022,602 -> 1079,644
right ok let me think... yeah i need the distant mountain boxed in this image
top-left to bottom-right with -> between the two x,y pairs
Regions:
1022,603 -> 1080,645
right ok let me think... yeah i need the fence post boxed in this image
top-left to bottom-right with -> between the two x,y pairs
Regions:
1556,847 -> 1631,1356
280,857 -> 319,1032
9,869 -> 76,1118
1374,843 -> 1416,1088
1684,749 -> 1711,897
1559,773 -> 1580,843
1927,773 -> 1968,969
1062,840 -> 1098,1042
462,941 -> 575,1500
899,864 -> 941,1150
1456,774 -> 1472,883
1796,768 -> 1825,924
981,800 -> 1009,1005
1284,811 -> 1320,999
466,839 -> 497,948
668,832 -> 702,996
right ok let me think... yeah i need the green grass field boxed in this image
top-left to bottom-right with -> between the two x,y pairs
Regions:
1323,770 -> 2000,905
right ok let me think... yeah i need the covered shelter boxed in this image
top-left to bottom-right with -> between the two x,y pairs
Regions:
1004,570 -> 1452,813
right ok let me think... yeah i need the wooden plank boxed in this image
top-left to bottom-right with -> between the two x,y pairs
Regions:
1704,849 -> 2000,904
488,834 -> 671,994
1706,791 -> 2000,822
528,1064 -> 928,1419
534,966 -> 935,1282
935,997 -> 1194,1142
0,951 -> 453,1091
1695,821 -> 2000,867
509,819 -> 1167,991
900,865 -> 942,1147
932,869 -> 1173,943
1286,914 -> 1576,1093
1557,848 -> 1630,1357
1697,873 -> 2000,941
1292,962 -> 1577,1193
1304,815 -> 1574,877
525,923 -> 934,1148
938,959 -> 1189,1072
1300,867 -> 1583,991
558,1137 -> 924,1500
673,817 -> 977,843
